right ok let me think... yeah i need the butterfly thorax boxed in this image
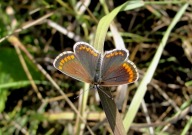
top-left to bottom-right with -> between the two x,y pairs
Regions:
92,54 -> 102,85
53,42 -> 139,87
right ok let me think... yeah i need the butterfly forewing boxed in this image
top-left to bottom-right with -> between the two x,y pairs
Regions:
53,42 -> 139,86
74,42 -> 100,82
101,49 -> 128,77
101,50 -> 138,86
53,51 -> 92,83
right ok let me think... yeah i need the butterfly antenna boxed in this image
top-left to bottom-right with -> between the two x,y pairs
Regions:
96,86 -> 114,100
74,88 -> 89,99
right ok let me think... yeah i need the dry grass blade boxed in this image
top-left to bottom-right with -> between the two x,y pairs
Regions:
123,3 -> 189,132
1,1 -> 191,134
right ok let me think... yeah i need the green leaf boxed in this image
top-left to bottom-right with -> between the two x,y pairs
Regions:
92,1 -> 144,134
0,47 -> 43,112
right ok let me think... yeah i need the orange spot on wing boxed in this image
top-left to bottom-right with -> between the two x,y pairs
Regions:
78,45 -> 98,57
59,66 -> 62,70
86,47 -> 90,52
79,45 -> 86,50
119,52 -> 124,56
93,52 -> 98,57
61,59 -> 65,64
71,55 -> 75,59
106,54 -> 110,58
106,51 -> 125,58
64,57 -> 68,62
122,63 -> 135,83
122,63 -> 127,68
59,59 -> 65,66
67,56 -> 71,60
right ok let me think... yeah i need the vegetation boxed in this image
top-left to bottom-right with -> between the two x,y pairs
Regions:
0,1 -> 191,134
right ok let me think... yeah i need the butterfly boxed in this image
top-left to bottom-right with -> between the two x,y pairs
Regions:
53,42 -> 139,86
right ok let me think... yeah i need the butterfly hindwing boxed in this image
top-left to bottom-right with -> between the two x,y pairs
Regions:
100,49 -> 138,86
53,42 -> 139,86
100,49 -> 128,77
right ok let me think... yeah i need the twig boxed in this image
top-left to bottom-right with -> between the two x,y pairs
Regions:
141,100 -> 154,135
11,38 -> 44,101
8,36 -> 94,135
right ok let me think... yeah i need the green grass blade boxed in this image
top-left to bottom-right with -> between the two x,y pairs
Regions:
181,112 -> 192,135
93,1 -> 144,51
92,1 -> 144,134
75,83 -> 89,135
0,80 -> 48,89
123,3 -> 189,132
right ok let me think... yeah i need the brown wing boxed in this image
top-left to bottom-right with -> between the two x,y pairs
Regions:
74,42 -> 100,81
100,49 -> 139,86
53,51 -> 92,83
